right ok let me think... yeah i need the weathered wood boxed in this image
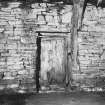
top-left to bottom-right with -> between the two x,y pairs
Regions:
78,0 -> 86,29
72,0 -> 86,29
40,36 -> 66,85
71,1 -> 79,70
70,0 -> 85,69
97,0 -> 102,6
63,38 -> 69,88
35,32 -> 41,93
65,0 -> 86,89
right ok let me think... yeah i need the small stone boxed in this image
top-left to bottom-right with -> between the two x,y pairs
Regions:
21,36 -> 30,44
18,70 -> 28,75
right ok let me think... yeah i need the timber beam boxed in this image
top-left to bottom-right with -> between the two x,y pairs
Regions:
66,0 -> 86,90
70,0 -> 85,70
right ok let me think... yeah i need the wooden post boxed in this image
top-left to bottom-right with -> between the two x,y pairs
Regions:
65,35 -> 73,91
71,0 -> 85,70
65,0 -> 85,90
78,0 -> 86,30
36,32 -> 41,93
71,0 -> 80,71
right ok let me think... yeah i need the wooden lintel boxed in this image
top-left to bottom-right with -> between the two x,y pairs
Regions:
71,1 -> 79,70
36,31 -> 71,33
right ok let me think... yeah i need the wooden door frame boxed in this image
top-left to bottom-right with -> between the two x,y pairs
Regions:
35,31 -> 71,93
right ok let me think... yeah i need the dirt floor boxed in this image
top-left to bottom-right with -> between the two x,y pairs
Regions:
0,92 -> 105,105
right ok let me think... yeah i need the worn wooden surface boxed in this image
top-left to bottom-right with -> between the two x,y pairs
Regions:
40,36 -> 66,85
71,1 -> 79,72
71,0 -> 85,70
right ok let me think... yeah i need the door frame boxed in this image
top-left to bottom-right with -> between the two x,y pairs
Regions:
35,31 -> 70,92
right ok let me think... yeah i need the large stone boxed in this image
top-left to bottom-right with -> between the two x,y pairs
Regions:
62,12 -> 72,23
46,15 -> 55,25
11,8 -> 22,15
37,15 -> 46,24
7,43 -> 18,49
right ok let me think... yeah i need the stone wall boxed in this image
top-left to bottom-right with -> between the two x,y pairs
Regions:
75,5 -> 105,88
0,1 -> 72,91
1,1 -> 105,91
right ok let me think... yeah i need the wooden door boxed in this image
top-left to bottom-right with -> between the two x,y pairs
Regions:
40,35 -> 67,90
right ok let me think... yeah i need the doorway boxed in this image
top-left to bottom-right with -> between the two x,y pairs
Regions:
36,32 -> 68,92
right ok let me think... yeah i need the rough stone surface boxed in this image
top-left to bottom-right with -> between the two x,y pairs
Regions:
76,4 -> 105,88
0,1 -> 105,90
0,2 -> 72,90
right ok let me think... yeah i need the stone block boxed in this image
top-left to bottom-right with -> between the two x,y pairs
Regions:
0,10 -> 10,15
0,85 -> 5,90
0,61 -> 6,65
15,14 -> 23,19
11,71 -> 18,77
15,20 -> 22,25
7,43 -> 18,49
8,2 -> 21,9
26,10 -> 37,19
80,60 -> 91,65
0,27 -> 5,33
14,28 -> 23,36
0,44 -> 5,49
8,20 -> 16,26
4,30 -> 13,36
18,70 -> 28,75
7,57 -> 20,64
37,15 -> 46,24
9,50 -> 17,55
8,63 -> 22,70
21,36 -> 31,44
72,73 -> 86,81
3,75 -> 15,80
31,3 -> 40,9
1,7 -> 11,12
0,20 -> 8,25
46,15 -> 55,25
11,8 -> 22,15
62,12 -> 72,23
0,79 -> 19,85
1,15 -> 15,21
8,36 -> 20,40
0,33 -> 5,39
7,84 -> 19,89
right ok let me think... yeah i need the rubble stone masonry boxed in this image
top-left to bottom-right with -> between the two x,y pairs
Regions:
0,2 -> 72,90
0,1 -> 105,90
76,5 -> 105,87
